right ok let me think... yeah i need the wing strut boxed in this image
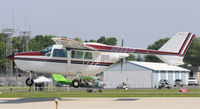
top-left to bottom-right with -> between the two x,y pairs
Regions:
67,49 -> 71,74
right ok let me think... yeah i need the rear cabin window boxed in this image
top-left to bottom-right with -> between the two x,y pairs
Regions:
71,50 -> 84,58
84,52 -> 93,59
53,49 -> 67,57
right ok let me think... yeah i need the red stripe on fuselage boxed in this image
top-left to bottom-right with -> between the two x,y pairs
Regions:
71,60 -> 113,65
86,44 -> 113,50
134,49 -> 179,55
15,51 -> 43,56
86,44 -> 179,55
14,57 -> 113,65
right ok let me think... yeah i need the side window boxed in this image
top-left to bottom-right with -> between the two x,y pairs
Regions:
71,50 -> 84,58
53,49 -> 67,57
41,45 -> 53,56
84,52 -> 93,59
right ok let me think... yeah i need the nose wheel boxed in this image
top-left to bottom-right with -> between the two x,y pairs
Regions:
26,78 -> 34,86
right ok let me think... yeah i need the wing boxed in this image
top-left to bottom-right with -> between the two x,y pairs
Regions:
52,38 -> 96,50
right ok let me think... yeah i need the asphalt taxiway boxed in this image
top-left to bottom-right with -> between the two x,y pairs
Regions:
0,97 -> 200,109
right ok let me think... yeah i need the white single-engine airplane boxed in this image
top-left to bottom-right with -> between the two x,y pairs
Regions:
7,32 -> 195,87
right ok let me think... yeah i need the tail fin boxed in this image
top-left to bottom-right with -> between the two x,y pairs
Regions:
157,32 -> 195,65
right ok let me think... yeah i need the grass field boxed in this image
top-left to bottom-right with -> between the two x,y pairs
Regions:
1,87 -> 200,98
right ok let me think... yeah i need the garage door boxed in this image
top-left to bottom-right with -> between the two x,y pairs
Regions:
104,71 -> 152,88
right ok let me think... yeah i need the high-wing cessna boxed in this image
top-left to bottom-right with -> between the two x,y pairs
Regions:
7,32 -> 195,87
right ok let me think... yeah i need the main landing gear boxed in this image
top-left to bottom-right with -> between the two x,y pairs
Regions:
26,78 -> 34,86
25,71 -> 34,89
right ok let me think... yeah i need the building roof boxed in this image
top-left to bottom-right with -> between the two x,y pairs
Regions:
128,61 -> 190,72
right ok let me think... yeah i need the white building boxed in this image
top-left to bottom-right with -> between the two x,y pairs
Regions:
104,61 -> 190,89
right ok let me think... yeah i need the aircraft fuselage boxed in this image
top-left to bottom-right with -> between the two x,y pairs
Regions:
12,44 -> 128,76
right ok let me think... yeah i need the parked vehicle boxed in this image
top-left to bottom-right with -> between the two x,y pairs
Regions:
188,77 -> 198,86
0,81 -> 4,86
116,82 -> 128,90
158,79 -> 171,89
174,79 -> 183,87
8,81 -> 22,86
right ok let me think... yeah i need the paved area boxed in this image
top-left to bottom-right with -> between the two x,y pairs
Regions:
0,97 -> 200,109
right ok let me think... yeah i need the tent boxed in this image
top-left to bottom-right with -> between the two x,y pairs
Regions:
34,76 -> 52,83
34,76 -> 53,91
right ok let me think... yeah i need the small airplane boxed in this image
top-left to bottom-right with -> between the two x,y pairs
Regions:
7,32 -> 195,87
52,74 -> 106,89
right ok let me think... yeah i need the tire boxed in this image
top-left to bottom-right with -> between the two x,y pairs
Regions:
72,79 -> 80,88
26,78 -> 34,86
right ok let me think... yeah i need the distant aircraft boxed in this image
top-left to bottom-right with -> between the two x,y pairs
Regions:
7,32 -> 195,87
52,74 -> 106,89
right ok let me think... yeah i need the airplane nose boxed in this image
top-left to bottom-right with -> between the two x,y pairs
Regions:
6,54 -> 15,61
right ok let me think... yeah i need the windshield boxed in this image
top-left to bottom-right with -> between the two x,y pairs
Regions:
41,45 -> 53,55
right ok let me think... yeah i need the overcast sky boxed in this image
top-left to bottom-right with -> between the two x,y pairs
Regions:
0,0 -> 199,48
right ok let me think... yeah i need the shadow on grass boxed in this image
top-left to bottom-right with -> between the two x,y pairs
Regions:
0,98 -> 77,104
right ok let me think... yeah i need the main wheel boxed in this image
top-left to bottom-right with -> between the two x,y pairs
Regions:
72,79 -> 80,88
26,78 -> 34,86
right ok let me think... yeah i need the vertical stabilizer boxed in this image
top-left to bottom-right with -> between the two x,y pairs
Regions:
157,32 -> 195,65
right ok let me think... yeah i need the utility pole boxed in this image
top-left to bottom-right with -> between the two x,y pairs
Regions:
20,31 -> 31,52
3,28 -> 14,85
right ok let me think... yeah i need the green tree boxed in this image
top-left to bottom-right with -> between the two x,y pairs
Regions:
183,37 -> 200,66
73,37 -> 82,42
0,33 -> 6,68
29,35 -> 55,51
85,39 -> 96,42
125,54 -> 136,61
136,55 -> 144,61
12,36 -> 23,53
144,38 -> 169,62
97,36 -> 117,46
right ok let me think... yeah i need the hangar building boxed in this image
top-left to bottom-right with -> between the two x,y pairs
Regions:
103,61 -> 190,89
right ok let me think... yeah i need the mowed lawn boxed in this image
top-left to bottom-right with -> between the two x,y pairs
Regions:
1,87 -> 200,98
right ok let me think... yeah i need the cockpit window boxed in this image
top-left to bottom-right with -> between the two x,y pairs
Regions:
53,49 -> 67,57
41,45 -> 53,55
84,52 -> 93,59
71,50 -> 84,58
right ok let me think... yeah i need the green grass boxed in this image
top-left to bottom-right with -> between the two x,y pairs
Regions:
1,88 -> 200,98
